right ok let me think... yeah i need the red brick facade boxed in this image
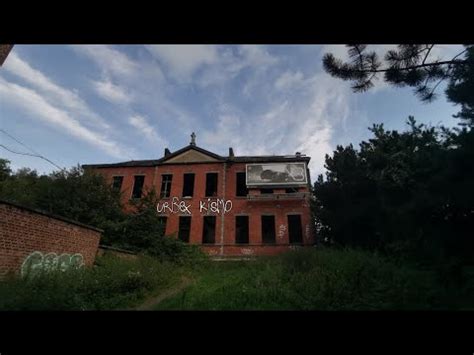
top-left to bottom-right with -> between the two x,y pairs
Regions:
84,142 -> 314,257
0,200 -> 102,277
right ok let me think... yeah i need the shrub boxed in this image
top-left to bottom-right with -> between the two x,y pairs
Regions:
0,254 -> 180,310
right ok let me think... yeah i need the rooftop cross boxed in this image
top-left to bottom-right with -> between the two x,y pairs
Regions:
190,132 -> 196,146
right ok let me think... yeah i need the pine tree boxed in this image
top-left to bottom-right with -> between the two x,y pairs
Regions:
323,45 -> 474,126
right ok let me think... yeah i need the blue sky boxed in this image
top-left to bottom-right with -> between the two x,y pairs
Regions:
0,45 -> 464,179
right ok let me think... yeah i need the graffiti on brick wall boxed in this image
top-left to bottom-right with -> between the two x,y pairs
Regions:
278,224 -> 287,240
199,198 -> 232,214
241,248 -> 254,255
157,197 -> 191,214
157,196 -> 232,215
21,251 -> 85,277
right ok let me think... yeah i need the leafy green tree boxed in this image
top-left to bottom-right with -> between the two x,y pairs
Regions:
0,158 -> 12,181
313,117 -> 474,266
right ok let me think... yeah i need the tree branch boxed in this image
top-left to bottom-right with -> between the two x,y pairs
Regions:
352,59 -> 465,74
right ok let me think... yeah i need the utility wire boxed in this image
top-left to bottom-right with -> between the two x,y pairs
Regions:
1,128 -> 44,157
0,129 -> 64,170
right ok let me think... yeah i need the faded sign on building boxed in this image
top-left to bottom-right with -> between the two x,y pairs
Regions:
246,163 -> 308,186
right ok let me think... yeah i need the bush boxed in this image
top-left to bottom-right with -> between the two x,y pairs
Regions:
144,233 -> 208,266
0,254 -> 180,310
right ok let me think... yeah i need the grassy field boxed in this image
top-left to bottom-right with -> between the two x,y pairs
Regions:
155,248 -> 473,310
1,247 -> 473,310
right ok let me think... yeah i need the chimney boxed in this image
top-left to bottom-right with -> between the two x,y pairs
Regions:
164,148 -> 171,157
229,147 -> 234,158
295,152 -> 301,158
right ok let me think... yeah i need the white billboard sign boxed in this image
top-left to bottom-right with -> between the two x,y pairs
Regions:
246,163 -> 308,186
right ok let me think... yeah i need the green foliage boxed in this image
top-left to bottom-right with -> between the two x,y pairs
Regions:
113,188 -> 207,265
313,117 -> 474,270
156,248 -> 460,310
0,164 -> 126,243
0,254 -> 180,310
0,158 -> 12,182
446,46 -> 474,125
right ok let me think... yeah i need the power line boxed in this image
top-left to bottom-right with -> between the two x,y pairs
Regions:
0,128 -> 43,157
0,129 -> 64,170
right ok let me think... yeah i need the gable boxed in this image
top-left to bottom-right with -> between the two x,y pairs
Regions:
163,149 -> 220,163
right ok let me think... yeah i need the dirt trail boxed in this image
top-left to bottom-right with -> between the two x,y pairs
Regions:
135,276 -> 194,310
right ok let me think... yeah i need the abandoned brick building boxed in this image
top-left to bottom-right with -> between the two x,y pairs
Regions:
82,133 -> 314,256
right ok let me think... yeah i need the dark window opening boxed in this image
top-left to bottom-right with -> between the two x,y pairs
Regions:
131,176 -> 145,199
178,216 -> 191,243
285,187 -> 299,193
236,172 -> 248,197
160,174 -> 173,198
112,176 -> 123,191
205,173 -> 218,197
182,173 -> 195,197
260,188 -> 274,194
202,216 -> 216,244
288,215 -> 303,244
157,216 -> 167,236
261,215 -> 276,244
235,216 -> 249,244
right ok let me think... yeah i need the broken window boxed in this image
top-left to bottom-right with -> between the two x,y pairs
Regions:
285,187 -> 299,193
205,173 -> 218,197
178,216 -> 191,243
112,176 -> 123,191
182,173 -> 195,197
288,214 -> 303,244
202,216 -> 216,244
160,174 -> 173,198
261,215 -> 276,244
260,188 -> 274,194
236,172 -> 248,197
131,176 -> 145,199
235,216 -> 249,244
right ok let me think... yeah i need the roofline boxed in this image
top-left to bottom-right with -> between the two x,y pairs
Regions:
82,144 -> 311,169
82,156 -> 311,169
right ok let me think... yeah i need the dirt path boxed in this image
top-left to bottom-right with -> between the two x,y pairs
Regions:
135,276 -> 194,310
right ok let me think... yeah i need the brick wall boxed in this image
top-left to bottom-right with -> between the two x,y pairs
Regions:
0,200 -> 102,277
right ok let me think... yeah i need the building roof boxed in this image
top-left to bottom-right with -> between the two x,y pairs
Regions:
82,144 -> 310,169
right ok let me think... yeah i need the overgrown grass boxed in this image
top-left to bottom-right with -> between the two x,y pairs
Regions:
2,247 -> 472,310
155,247 -> 474,310
0,253 -> 188,310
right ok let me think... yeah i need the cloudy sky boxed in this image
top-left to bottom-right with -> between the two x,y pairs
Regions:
0,45 -> 464,179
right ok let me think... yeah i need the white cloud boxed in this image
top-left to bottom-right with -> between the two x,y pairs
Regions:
71,45 -> 139,78
275,70 -> 304,91
128,115 -> 166,146
238,45 -> 278,67
201,70 -> 351,178
146,45 -> 218,82
146,45 -> 279,88
3,52 -> 111,130
0,77 -> 129,159
92,79 -> 132,104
